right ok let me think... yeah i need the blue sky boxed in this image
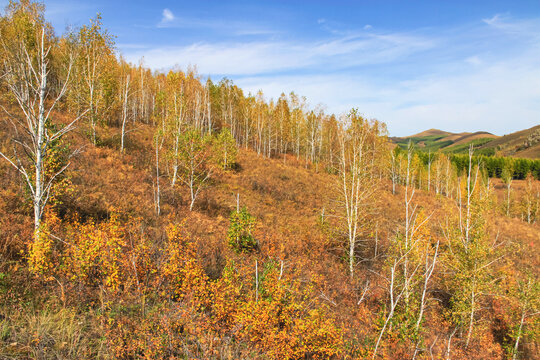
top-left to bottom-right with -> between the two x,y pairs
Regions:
2,0 -> 539,136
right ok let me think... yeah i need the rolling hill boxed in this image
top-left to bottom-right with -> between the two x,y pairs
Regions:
477,125 -> 540,159
391,125 -> 540,158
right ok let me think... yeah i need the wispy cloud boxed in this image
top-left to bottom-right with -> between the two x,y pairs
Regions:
125,14 -> 540,136
234,54 -> 540,136
156,11 -> 275,36
124,31 -> 434,74
482,14 -> 501,26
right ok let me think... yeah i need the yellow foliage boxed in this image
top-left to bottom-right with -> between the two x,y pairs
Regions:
162,222 -> 210,308
28,209 -> 61,276
64,212 -> 126,291
28,223 -> 54,276
211,261 -> 343,359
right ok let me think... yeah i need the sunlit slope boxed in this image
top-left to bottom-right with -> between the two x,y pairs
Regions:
392,125 -> 540,158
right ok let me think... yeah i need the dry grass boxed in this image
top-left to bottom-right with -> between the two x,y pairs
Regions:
1,107 -> 539,358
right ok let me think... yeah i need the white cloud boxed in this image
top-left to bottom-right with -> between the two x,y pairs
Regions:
161,8 -> 175,23
379,62 -> 540,136
233,56 -> 540,137
364,24 -> 373,30
125,15 -> 540,136
124,32 -> 434,74
155,13 -> 275,36
481,13 -> 540,41
482,14 -> 501,26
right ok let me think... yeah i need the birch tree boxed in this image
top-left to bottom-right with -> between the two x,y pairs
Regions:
502,165 -> 513,217
153,122 -> 165,216
162,70 -> 187,186
400,141 -> 431,306
372,253 -> 420,359
74,14 -> 114,145
374,142 -> 438,358
521,173 -> 538,224
389,146 -> 401,195
335,109 -> 379,277
443,146 -> 502,349
178,128 -> 213,211
0,6 -> 83,243
423,150 -> 432,191
119,68 -> 131,153
213,128 -> 237,170
509,274 -> 539,360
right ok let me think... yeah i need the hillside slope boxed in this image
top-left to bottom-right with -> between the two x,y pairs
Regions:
1,114 -> 539,359
391,129 -> 498,154
392,126 -> 540,158
0,2 -> 538,357
477,125 -> 540,158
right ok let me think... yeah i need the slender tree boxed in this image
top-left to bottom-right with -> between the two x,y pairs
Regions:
74,14 -> 114,145
0,4 -> 84,243
178,128 -> 213,211
119,67 -> 131,153
335,109 -> 379,277
443,146 -> 501,349
502,165 -> 513,216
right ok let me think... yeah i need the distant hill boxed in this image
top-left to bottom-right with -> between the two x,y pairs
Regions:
391,130 -> 498,155
391,125 -> 540,158
477,125 -> 540,159
404,128 -> 452,138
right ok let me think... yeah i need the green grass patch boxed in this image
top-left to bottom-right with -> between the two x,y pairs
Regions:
443,137 -> 495,154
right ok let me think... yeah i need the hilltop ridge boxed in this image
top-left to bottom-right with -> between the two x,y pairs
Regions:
392,126 -> 540,158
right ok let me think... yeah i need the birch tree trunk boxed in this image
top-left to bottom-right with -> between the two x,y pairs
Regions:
120,74 -> 131,153
0,29 -> 82,243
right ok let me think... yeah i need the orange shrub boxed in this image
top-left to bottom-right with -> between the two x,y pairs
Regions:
28,209 -> 62,277
211,260 -> 343,359
162,222 -> 210,309
64,212 -> 127,291
210,260 -> 246,330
